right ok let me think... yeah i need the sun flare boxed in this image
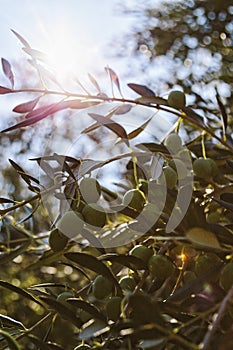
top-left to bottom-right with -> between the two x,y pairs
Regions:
41,21 -> 97,82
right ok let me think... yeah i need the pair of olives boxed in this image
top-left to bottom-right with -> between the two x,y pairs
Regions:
49,177 -> 107,251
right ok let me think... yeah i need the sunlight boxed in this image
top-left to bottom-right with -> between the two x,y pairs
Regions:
41,19 -> 99,82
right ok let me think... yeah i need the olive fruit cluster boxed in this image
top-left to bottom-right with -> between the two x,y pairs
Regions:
78,177 -> 107,229
193,157 -> 218,179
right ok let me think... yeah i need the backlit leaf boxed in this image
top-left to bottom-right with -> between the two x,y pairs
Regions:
105,66 -> 123,96
89,113 -> 129,146
11,29 -> 30,48
13,96 -> 41,113
128,83 -> 155,97
186,227 -> 220,249
88,72 -> 101,92
1,58 -> 14,87
127,116 -> 153,140
114,104 -> 132,115
0,86 -> 13,94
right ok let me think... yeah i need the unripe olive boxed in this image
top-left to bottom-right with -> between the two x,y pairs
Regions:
182,271 -> 196,284
195,253 -> 221,276
92,275 -> 113,299
130,245 -> 153,264
49,228 -> 68,252
57,291 -> 74,311
57,291 -> 74,304
106,296 -> 122,321
219,262 -> 233,291
148,255 -> 174,279
168,90 -> 186,109
119,276 -> 136,292
159,166 -> 178,189
82,203 -> 106,228
79,177 -> 101,203
206,211 -> 221,223
207,158 -> 218,177
193,157 -> 217,179
123,189 -> 146,211
164,133 -> 183,153
168,158 -> 188,179
56,211 -> 84,238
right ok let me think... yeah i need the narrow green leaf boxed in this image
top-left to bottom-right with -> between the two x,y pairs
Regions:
128,83 -> 155,97
0,314 -> 26,330
100,253 -> 145,271
0,280 -> 43,306
67,298 -> 106,322
39,296 -> 82,328
64,252 -> 122,296
88,113 -> 129,146
79,319 -> 108,340
127,116 -> 153,140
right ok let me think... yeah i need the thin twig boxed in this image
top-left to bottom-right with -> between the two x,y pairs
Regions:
201,286 -> 233,350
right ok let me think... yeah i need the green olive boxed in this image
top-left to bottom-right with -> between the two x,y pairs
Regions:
193,158 -> 217,179
123,189 -> 146,211
49,228 -> 68,252
168,90 -> 186,109
195,253 -> 221,276
56,211 -> 84,238
106,296 -> 122,321
182,271 -> 196,284
148,255 -> 174,279
220,262 -> 233,291
57,291 -> 73,304
79,177 -> 101,203
57,291 -> 74,311
92,275 -> 113,299
158,166 -> 178,189
82,203 -> 106,228
168,158 -> 188,179
119,276 -> 136,292
164,133 -> 182,153
130,245 -> 153,264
